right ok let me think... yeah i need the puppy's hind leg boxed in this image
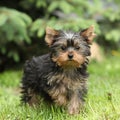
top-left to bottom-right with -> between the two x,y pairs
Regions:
21,86 -> 40,106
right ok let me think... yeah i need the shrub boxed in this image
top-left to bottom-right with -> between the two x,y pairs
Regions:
0,0 -> 120,70
0,7 -> 32,62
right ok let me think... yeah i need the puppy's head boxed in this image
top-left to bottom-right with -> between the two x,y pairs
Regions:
45,26 -> 96,68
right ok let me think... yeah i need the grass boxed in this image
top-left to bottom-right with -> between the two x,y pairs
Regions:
0,56 -> 120,120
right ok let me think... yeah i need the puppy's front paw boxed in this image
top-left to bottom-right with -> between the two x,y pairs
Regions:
68,104 -> 80,115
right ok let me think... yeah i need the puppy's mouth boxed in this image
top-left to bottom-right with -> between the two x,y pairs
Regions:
61,60 -> 80,68
67,59 -> 73,61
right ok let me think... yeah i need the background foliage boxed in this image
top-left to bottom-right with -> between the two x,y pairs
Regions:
0,0 -> 120,71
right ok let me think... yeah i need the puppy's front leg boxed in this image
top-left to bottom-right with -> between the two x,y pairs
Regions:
67,91 -> 83,115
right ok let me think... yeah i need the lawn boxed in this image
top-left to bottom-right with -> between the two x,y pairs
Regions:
0,56 -> 120,120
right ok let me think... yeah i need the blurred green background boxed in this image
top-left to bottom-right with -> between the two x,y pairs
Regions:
0,1 -> 120,119
0,0 -> 120,71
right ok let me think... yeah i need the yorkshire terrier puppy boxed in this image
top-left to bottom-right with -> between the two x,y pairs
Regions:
21,25 -> 96,114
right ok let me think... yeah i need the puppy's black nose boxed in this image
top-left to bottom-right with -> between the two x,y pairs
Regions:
68,54 -> 73,59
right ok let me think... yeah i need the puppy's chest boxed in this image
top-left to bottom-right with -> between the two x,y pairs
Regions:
46,71 -> 84,91
43,71 -> 86,103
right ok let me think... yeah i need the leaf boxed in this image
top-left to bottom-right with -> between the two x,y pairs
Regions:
30,19 -> 43,32
106,30 -> 120,42
59,1 -> 74,14
36,0 -> 47,8
18,12 -> 32,25
37,28 -> 45,37
13,52 -> 20,62
48,1 -> 59,12
0,14 -> 7,26
7,51 -> 20,62
1,47 -> 6,54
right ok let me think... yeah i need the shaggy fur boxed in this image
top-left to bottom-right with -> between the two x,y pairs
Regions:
21,26 -> 96,114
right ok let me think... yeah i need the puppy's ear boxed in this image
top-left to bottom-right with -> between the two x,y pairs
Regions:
45,27 -> 59,46
80,25 -> 96,44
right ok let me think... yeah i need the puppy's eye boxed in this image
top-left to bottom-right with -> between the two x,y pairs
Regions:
75,46 -> 80,50
61,46 -> 66,51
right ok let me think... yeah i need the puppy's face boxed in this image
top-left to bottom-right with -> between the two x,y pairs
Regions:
50,32 -> 90,68
45,26 -> 96,68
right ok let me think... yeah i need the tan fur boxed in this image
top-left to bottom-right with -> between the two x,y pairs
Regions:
80,25 -> 96,44
48,85 -> 67,106
52,51 -> 85,68
45,27 -> 59,46
68,92 -> 83,114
